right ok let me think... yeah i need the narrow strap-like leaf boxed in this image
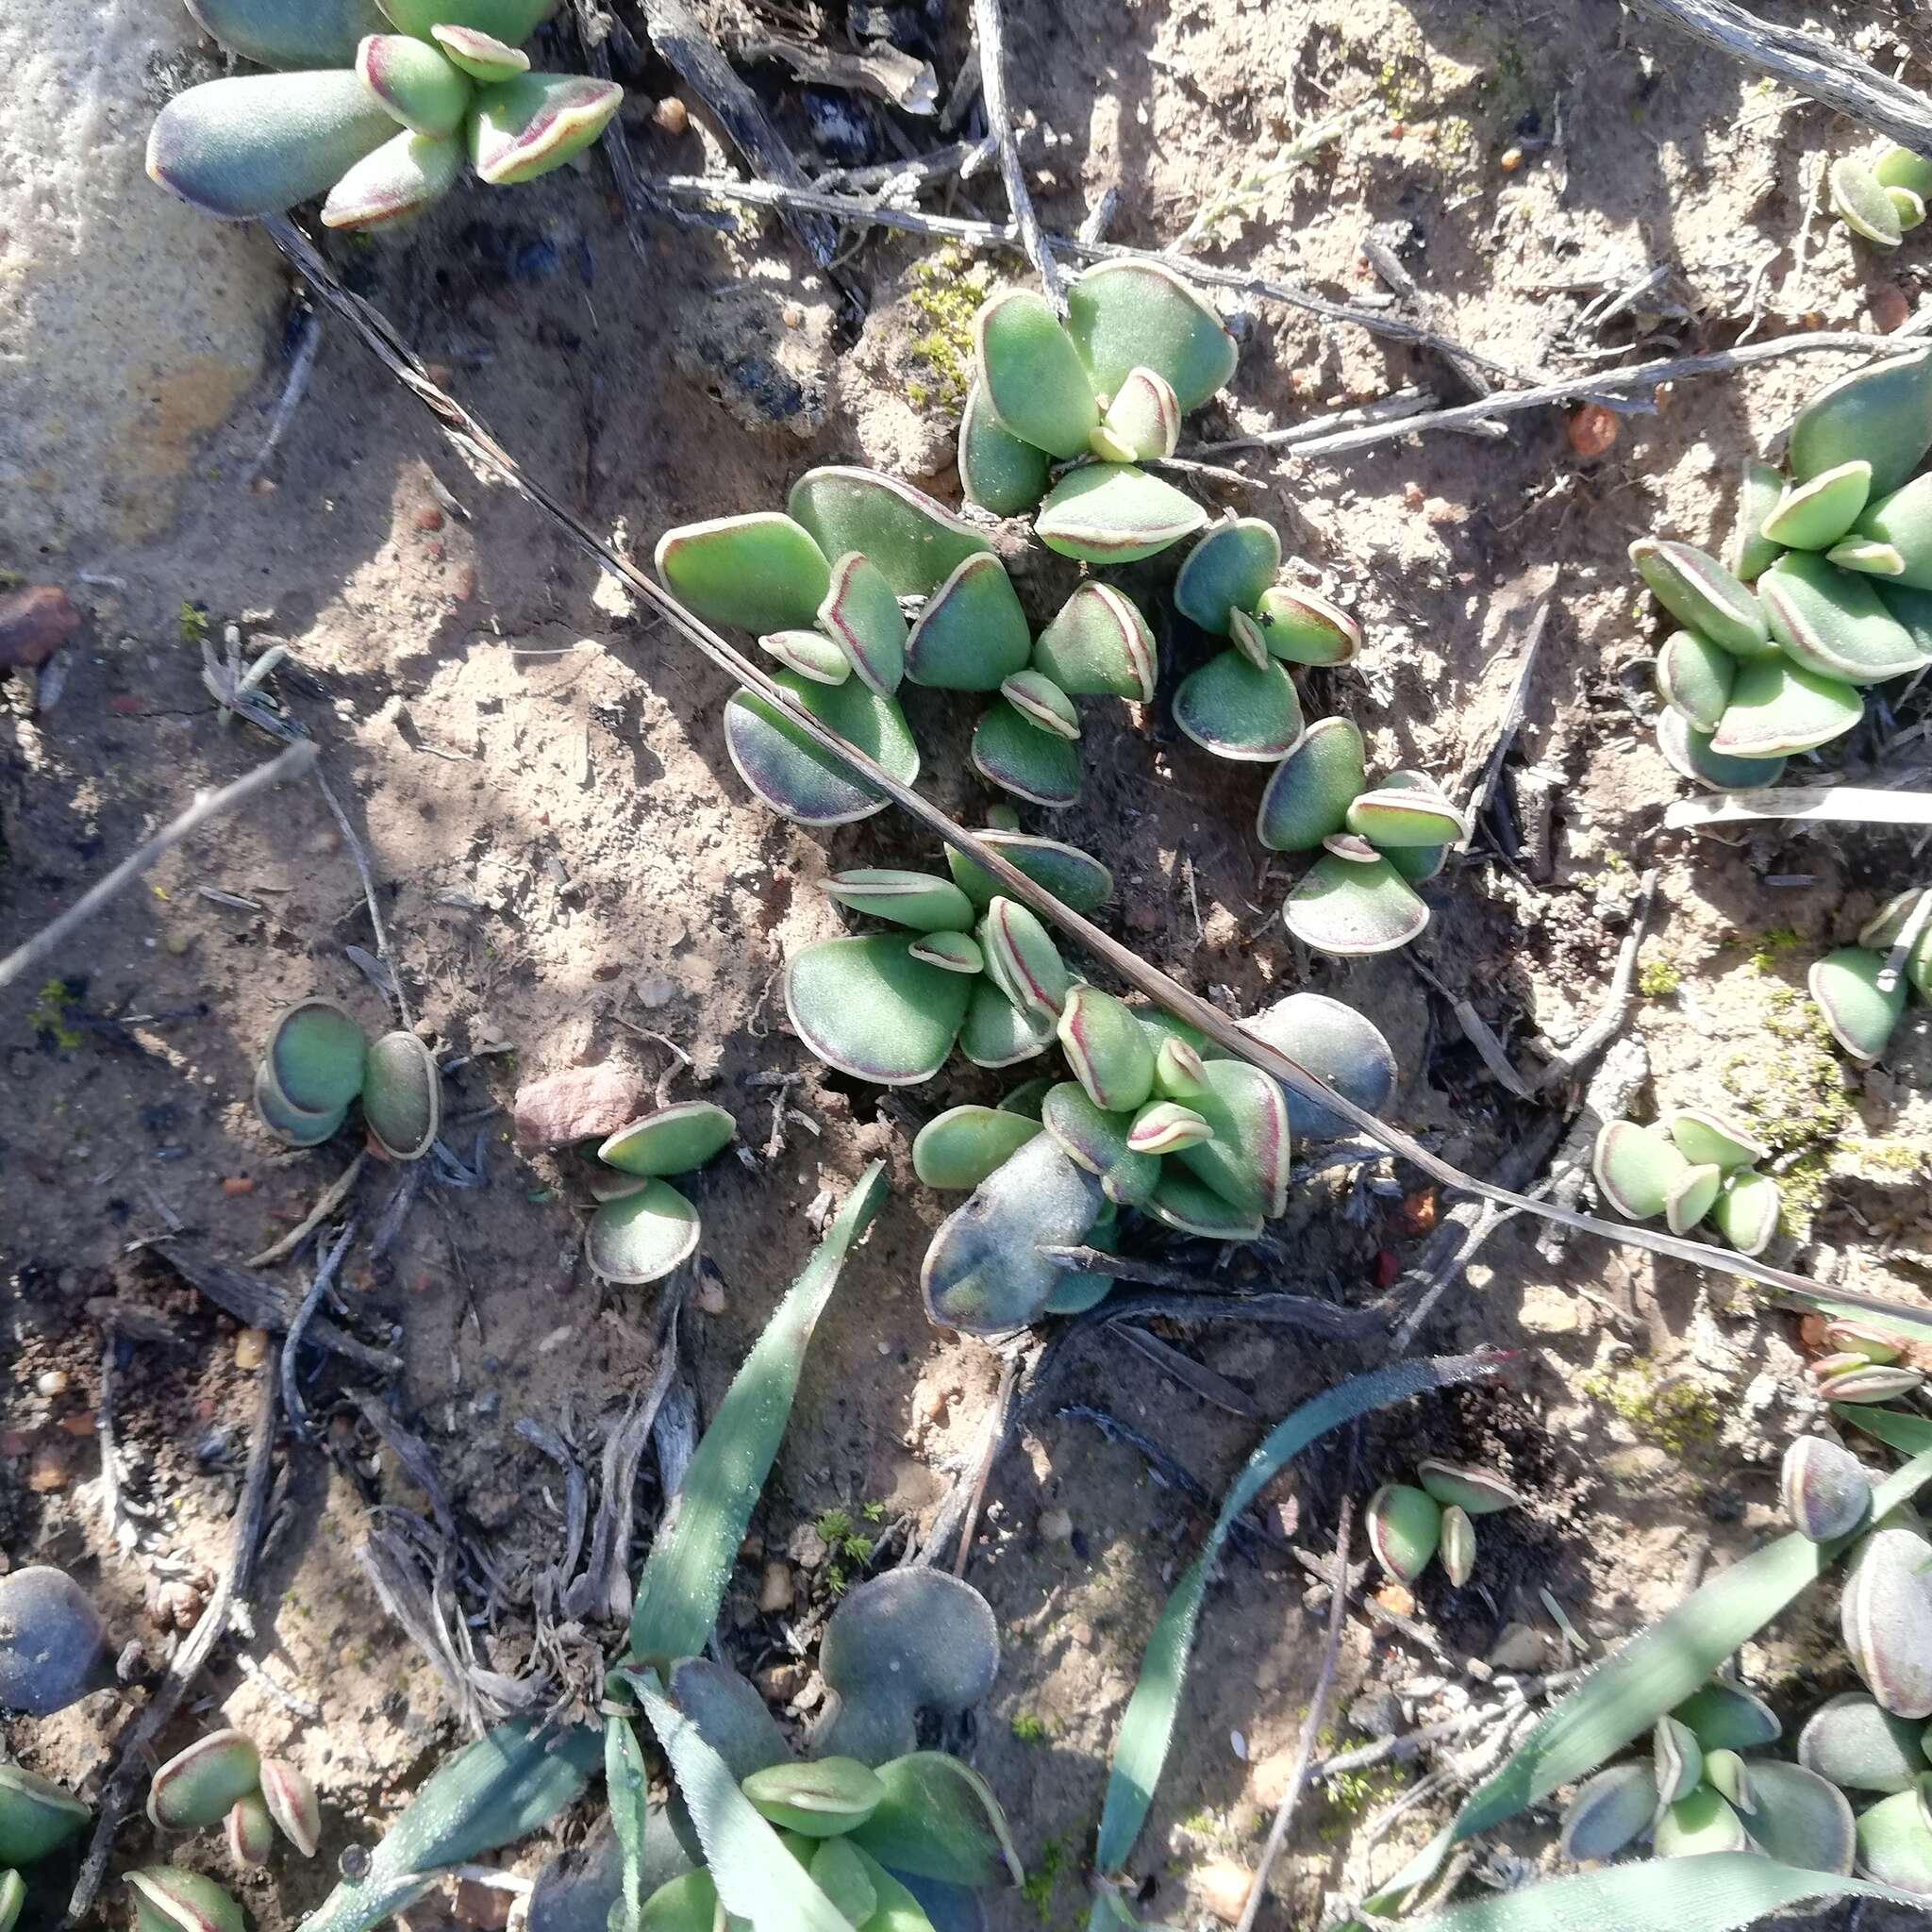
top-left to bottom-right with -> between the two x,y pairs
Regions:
632,1668 -> 855,1932
628,1163 -> 889,1664
1093,1354 -> 1504,1877
1366,1441 -> 1932,1915
606,1712 -> 649,1932
1833,1401 -> 1932,1457
1402,1853 -> 1918,1931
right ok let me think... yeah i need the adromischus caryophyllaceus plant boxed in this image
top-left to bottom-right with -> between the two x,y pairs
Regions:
149,0 -> 622,229
1830,143 -> 1932,251
1807,885 -> 1932,1066
1641,352 -> 1932,792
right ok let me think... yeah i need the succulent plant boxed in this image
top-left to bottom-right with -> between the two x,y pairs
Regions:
0,1870 -> 21,1932
1591,1107 -> 1784,1254
1830,144 -> 1932,250
0,1563 -> 106,1716
914,990 -> 1397,1334
149,0 -> 622,227
784,835 -> 1117,1086
1643,353 -> 1932,791
579,1100 -> 738,1285
127,1866 -> 248,1932
657,477 -> 1164,815
1782,1437 -> 1874,1542
0,1762 -> 90,1868
148,1729 -> 263,1832
1807,885 -> 1932,1064
142,1725 -> 322,1890
1365,1459 -> 1522,1589
960,263 -> 1237,545
255,997 -> 441,1158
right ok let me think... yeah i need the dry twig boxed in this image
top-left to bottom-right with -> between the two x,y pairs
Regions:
970,0 -> 1062,306
246,1151 -> 368,1269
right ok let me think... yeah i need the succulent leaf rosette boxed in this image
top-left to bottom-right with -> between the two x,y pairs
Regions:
529,1572 -> 1020,1932
960,263 -> 1238,559
656,471 -> 1162,815
1591,1107 -> 1784,1256
581,1101 -> 738,1285
910,991 -> 1399,1334
149,0 -> 622,230
1642,352 -> 1932,792
1807,886 -> 1932,1065
255,995 -> 441,1158
1364,1459 -> 1522,1591
1830,143 -> 1932,251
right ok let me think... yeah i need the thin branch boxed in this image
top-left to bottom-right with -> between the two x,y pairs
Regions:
971,0 -> 1062,307
0,741 -> 317,996
246,1151 -> 367,1269
643,175 -> 1541,382
1234,1491 -> 1357,1932
65,1359 -> 280,1924
282,1221 -> 357,1443
1180,386 -> 1441,459
313,765 -> 412,1031
1632,0 -> 1932,156
242,310 -> 322,485
1191,331 -> 1928,460
953,1348 -> 1023,1579
1663,784 -> 1932,831
1462,588 -> 1557,829
1534,868 -> 1657,1093
255,213 -> 1932,1334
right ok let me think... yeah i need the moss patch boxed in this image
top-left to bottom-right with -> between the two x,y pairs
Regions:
1582,1365 -> 1724,1464
905,248 -> 994,415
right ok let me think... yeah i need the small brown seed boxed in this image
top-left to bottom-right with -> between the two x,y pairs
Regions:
653,96 -> 689,135
34,1371 -> 69,1398
1568,402 -> 1619,457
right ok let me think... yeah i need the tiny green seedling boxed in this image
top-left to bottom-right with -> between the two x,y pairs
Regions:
149,0 -> 622,227
255,997 -> 440,1159
1643,353 -> 1932,792
1365,1459 -> 1523,1591
1591,1106 -> 1784,1255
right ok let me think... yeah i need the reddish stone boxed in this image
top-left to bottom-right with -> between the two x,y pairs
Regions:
0,586 -> 80,670
513,1063 -> 645,1150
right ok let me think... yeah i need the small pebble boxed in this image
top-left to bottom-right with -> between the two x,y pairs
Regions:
758,1560 -> 794,1614
1196,1859 -> 1255,1924
695,1274 -> 727,1317
1499,145 -> 1523,172
453,1875 -> 513,1930
35,1371 -> 69,1398
221,1175 -> 255,1197
1872,283 -> 1912,333
58,1411 -> 96,1438
26,1445 -> 67,1491
653,96 -> 689,135
1567,402 -> 1619,457
782,302 -> 806,328
1038,1507 -> 1074,1544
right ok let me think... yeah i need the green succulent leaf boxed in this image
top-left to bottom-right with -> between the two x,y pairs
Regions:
322,127 -> 462,229
1363,1441 -> 1932,1914
1810,945 -> 1907,1062
1728,458 -> 1787,583
848,1756 -> 1023,1890
1655,707 -> 1787,792
377,0 -> 552,39
1833,155 -> 1906,244
1253,583 -> 1361,665
665,1658 -> 791,1784
1174,519 -> 1281,635
723,675 -> 919,827
823,869 -> 974,933
1255,717 -> 1365,852
971,700 -> 1082,808
1757,550 -> 1924,684
358,33 -> 471,138
1172,1058 -> 1290,1222
945,827 -> 1113,914
470,72 -> 622,186
1708,657 -> 1862,758
818,552 -> 908,696
785,937 -> 973,1085
586,1181 -> 701,1285
1036,463 -> 1208,564
788,469 -> 992,597
1092,366 -> 1181,462
1282,850 -> 1428,956
1058,986 -> 1157,1115
1172,648 -> 1303,761
760,629 -> 852,685
361,1029 -> 440,1160
913,1106 -> 1042,1190
974,290 -> 1100,458
627,1163 -> 887,1665
1093,1356 -> 1501,1880
959,379 -> 1054,516
958,976 -> 1056,1070
1790,347 -> 1932,496
1144,1166 -> 1262,1240
1030,584 -> 1158,701
655,512 -> 830,635
430,24 -> 531,80
598,1102 -> 737,1177
186,0 -> 386,69
1065,259 -> 1238,413
147,71 -> 400,219
1760,459 -> 1873,551
905,554 -> 1033,691
1655,628 -> 1737,733
1629,538 -> 1771,658
1041,1081 -> 1160,1208
0,1765 -> 90,1867
1240,990 -> 1397,1143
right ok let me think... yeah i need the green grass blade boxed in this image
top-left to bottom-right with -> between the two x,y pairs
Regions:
633,1668 -> 856,1932
628,1163 -> 889,1665
1400,1854 -> 1917,1931
1365,1441 -> 1932,1915
1833,1402 -> 1932,1457
607,1713 -> 649,1932
301,1719 -> 602,1932
1092,1354 -> 1504,1877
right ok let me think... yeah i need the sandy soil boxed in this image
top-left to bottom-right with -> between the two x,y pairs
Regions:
6,2 -> 1932,1928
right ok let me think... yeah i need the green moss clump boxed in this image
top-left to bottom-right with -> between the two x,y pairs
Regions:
30,977 -> 83,1049
1019,1834 -> 1068,1923
1582,1366 -> 1724,1464
1318,1763 -> 1409,1841
1009,1710 -> 1052,1744
906,248 -> 994,415
1638,953 -> 1683,998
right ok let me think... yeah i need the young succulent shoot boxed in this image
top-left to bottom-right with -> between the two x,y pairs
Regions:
1807,885 -> 1932,1064
961,262 -> 1238,547
786,834 -> 1122,1087
1365,1459 -> 1521,1590
1832,144 -> 1932,249
127,1868 -> 248,1932
1252,714 -> 1467,954
581,1101 -> 737,1285
148,0 -> 622,226
0,1762 -> 91,1868
1591,1108 -> 1784,1255
1641,353 -> 1932,789
1783,1437 -> 1874,1542
914,991 -> 1395,1334
147,1730 -> 262,1831
252,997 -> 442,1160
0,1565 -> 107,1717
